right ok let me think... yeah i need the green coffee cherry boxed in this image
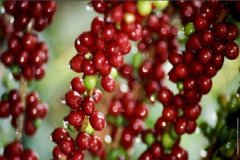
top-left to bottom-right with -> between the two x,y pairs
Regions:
34,119 -> 42,128
137,1 -> 152,16
153,0 -> 169,10
144,133 -> 155,146
115,116 -> 125,126
110,68 -> 118,79
177,82 -> 183,92
185,22 -> 195,36
132,53 -> 143,69
83,75 -> 97,90
108,148 -> 127,160
10,64 -> 21,76
162,133 -> 175,149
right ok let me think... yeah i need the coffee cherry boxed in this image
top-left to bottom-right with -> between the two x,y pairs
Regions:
139,151 -> 153,160
76,132 -> 91,150
51,127 -> 70,144
162,133 -> 175,150
120,128 -> 134,149
82,97 -> 95,116
90,112 -> 106,131
225,42 -> 239,60
59,137 -> 75,155
197,76 -> 212,94
158,87 -> 173,106
162,106 -> 178,122
70,77 -> 86,94
64,91 -> 82,110
101,76 -> 115,92
21,149 -> 38,160
0,101 -> 10,117
184,22 -> 195,36
52,146 -> 66,160
174,117 -> 187,135
65,110 -> 85,128
150,143 -> 163,159
172,146 -> 188,160
4,141 -> 23,157
137,1 -> 152,16
83,75 -> 97,90
153,1 -> 169,10
70,150 -> 84,160
89,135 -> 102,154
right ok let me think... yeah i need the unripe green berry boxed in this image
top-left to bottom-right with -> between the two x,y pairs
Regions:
115,116 -> 125,126
185,22 -> 195,36
10,64 -> 21,76
177,82 -> 183,92
83,75 -> 97,90
137,1 -> 152,16
132,53 -> 143,69
162,133 -> 175,149
144,133 -> 155,146
34,119 -> 42,128
153,0 -> 169,10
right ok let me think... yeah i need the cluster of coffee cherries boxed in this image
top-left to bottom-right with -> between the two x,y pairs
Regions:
51,127 -> 105,160
0,140 -> 38,160
1,32 -> 48,80
3,0 -> 56,31
0,90 -> 48,135
88,0 -> 239,160
49,0 -> 240,159
51,75 -> 106,160
0,0 -> 56,159
107,92 -> 149,149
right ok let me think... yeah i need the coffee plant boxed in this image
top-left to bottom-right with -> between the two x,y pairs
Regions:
0,1 -> 240,160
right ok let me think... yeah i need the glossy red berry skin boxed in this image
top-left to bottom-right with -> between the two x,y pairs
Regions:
172,146 -> 188,160
82,97 -> 95,116
197,76 -> 212,94
0,101 -> 10,117
150,143 -> 163,159
174,117 -> 187,135
65,110 -> 85,128
101,76 -> 115,92
51,128 -> 70,144
89,135 -> 103,154
59,137 -> 75,155
120,128 -> 134,149
70,77 -> 86,94
90,112 -> 106,131
52,146 -> 66,160
76,132 -> 91,150
70,150 -> 84,160
21,149 -> 38,160
64,91 -> 82,110
158,87 -> 173,106
4,141 -> 23,157
162,106 -> 178,122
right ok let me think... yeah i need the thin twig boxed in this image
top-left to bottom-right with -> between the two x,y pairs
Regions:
16,76 -> 27,141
